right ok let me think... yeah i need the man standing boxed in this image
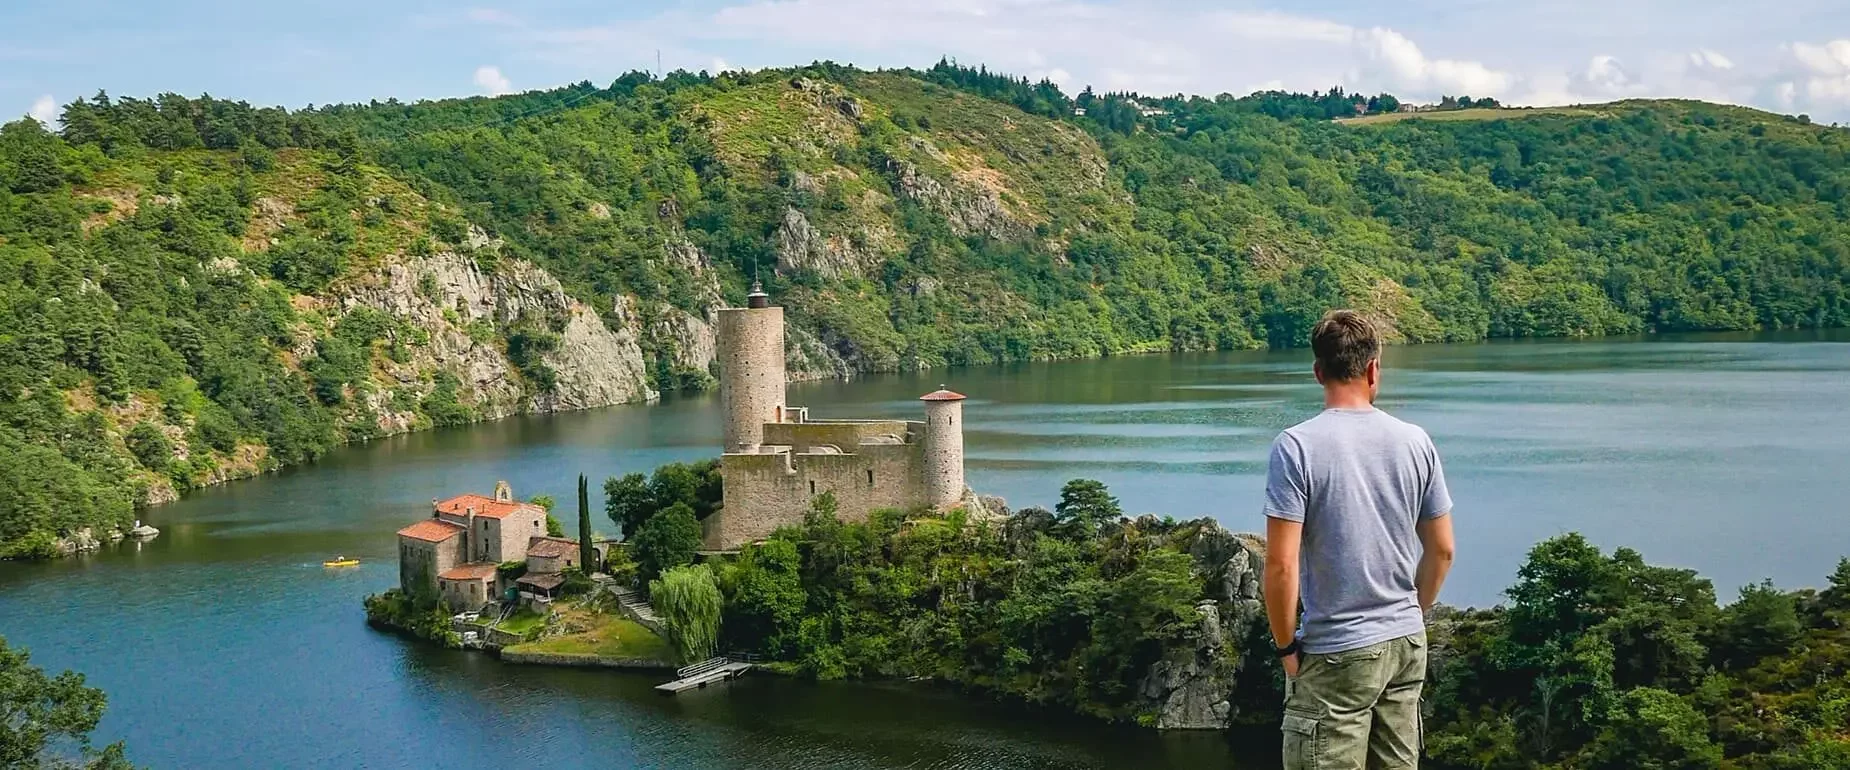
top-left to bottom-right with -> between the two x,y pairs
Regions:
1263,310 -> 1456,770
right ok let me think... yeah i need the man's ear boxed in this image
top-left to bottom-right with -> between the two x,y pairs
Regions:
1313,360 -> 1325,385
1366,358 -> 1380,386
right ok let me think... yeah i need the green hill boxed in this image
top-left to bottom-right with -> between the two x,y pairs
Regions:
3,61 -> 1848,556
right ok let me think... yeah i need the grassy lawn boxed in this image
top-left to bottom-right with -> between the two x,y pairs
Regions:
504,612 -> 673,662
494,608 -> 546,637
1336,107 -> 1605,125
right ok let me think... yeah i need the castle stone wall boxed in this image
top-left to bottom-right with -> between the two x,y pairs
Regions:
717,307 -> 785,452
704,443 -> 927,550
763,420 -> 918,453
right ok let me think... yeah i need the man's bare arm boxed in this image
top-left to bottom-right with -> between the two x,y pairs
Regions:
1264,517 -> 1303,673
1415,513 -> 1456,614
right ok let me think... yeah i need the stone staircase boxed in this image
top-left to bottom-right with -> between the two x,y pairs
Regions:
610,586 -> 663,633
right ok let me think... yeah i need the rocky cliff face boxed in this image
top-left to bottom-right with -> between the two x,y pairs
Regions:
1136,521 -> 1273,729
335,249 -> 656,435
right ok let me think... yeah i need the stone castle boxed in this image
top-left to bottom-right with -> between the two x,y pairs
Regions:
700,283 -> 976,551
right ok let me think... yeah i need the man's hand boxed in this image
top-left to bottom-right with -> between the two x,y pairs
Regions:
1282,652 -> 1300,679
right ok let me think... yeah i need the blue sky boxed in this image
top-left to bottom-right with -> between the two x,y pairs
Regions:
7,0 -> 1850,124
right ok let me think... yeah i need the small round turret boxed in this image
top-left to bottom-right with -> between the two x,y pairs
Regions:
920,386 -> 968,510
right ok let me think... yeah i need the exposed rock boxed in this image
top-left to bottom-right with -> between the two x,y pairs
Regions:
127,523 -> 161,540
336,250 -> 656,426
1136,521 -> 1272,729
774,207 -> 877,280
536,306 -> 658,410
786,325 -> 853,382
906,275 -> 940,298
645,305 -> 718,375
56,528 -> 101,555
1139,601 -> 1236,729
587,201 -> 611,220
664,239 -> 724,311
886,158 -> 1028,241
837,97 -> 864,121
142,479 -> 178,506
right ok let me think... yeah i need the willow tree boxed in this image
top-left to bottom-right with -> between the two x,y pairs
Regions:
650,564 -> 722,663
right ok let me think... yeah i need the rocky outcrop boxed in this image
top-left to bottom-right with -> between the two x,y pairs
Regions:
786,325 -> 854,382
336,250 -> 656,432
536,306 -> 655,411
1140,601 -> 1237,729
774,207 -> 878,280
885,157 -> 1029,242
1136,520 -> 1272,729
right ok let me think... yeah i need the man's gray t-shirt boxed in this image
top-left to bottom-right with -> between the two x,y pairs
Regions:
1264,407 -> 1452,654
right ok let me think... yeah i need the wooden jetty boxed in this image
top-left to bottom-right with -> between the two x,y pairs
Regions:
655,656 -> 753,694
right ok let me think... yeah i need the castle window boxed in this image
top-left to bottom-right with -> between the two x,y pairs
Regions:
809,480 -> 817,495
867,469 -> 874,485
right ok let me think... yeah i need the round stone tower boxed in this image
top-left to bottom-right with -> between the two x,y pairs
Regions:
919,387 -> 968,510
717,282 -> 785,453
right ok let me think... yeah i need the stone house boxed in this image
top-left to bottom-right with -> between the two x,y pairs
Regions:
394,481 -> 549,612
514,536 -> 608,603
523,536 -> 582,574
437,562 -> 499,610
396,519 -> 465,596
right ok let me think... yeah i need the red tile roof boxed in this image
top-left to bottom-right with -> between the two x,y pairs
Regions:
919,388 -> 967,401
526,537 -> 577,559
434,494 -> 543,520
397,519 -> 465,542
437,563 -> 499,582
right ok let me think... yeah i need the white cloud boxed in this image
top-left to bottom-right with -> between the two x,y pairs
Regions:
1689,48 -> 1734,70
1354,27 -> 1514,96
1775,39 -> 1850,110
473,65 -> 513,95
712,58 -> 731,73
28,95 -> 56,126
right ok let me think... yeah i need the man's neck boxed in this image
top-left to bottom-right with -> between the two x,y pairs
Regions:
1323,383 -> 1374,410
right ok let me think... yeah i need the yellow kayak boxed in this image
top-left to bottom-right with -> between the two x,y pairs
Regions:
323,557 -> 360,568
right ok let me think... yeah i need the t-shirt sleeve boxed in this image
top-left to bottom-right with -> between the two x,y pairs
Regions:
1420,433 -> 1454,520
1263,434 -> 1308,522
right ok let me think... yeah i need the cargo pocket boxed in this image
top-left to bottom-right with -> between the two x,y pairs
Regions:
1282,711 -> 1322,770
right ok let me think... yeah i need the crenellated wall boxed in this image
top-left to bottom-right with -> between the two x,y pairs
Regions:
705,439 -> 928,550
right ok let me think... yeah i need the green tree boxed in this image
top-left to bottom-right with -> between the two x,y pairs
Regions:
529,494 -> 564,537
651,564 -> 723,663
604,472 -> 652,538
1581,687 -> 1721,770
123,423 -> 172,470
1054,478 -> 1121,535
719,539 -> 806,656
0,636 -> 134,769
1715,580 -> 1802,669
632,502 -> 701,582
577,473 -> 596,573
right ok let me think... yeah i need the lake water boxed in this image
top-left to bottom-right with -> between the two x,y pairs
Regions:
3,333 -> 1848,768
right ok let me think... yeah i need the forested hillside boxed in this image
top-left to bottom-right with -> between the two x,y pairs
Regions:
4,61 -> 1848,556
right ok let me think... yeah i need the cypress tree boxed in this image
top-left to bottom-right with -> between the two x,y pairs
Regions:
577,473 -> 596,573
